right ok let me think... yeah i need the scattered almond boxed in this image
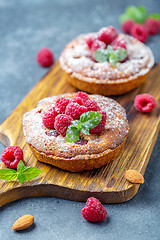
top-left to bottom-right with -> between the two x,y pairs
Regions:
12,214 -> 34,231
124,170 -> 144,184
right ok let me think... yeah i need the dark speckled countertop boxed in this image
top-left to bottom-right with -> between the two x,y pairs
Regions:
0,0 -> 160,239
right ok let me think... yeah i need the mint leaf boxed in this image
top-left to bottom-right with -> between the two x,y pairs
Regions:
80,125 -> 90,135
18,172 -> 25,184
120,5 -> 147,23
80,111 -> 102,129
66,125 -> 80,143
17,160 -> 25,172
0,169 -> 17,181
149,13 -> 160,20
93,49 -> 108,62
115,48 -> 127,62
22,167 -> 42,181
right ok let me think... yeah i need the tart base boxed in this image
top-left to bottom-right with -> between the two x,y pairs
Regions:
63,69 -> 152,96
29,137 -> 127,172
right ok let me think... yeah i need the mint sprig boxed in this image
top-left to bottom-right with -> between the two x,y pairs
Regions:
0,161 -> 42,184
119,5 -> 147,23
66,111 -> 102,143
94,45 -> 127,67
149,13 -> 160,20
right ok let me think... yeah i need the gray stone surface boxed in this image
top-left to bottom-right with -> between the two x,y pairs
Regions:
0,0 -> 159,239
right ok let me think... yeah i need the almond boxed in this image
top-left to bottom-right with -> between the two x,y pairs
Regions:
124,170 -> 144,184
12,214 -> 34,231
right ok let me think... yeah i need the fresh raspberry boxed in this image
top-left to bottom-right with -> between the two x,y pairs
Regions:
90,111 -> 107,134
81,197 -> 107,222
76,92 -> 90,103
111,36 -> 127,50
85,34 -> 97,49
65,102 -> 88,120
98,26 -> 118,45
42,107 -> 58,129
1,146 -> 24,169
37,47 -> 54,67
91,40 -> 106,53
55,98 -> 70,114
91,40 -> 106,61
84,99 -> 101,111
121,19 -> 135,34
70,97 -> 83,105
54,114 -> 73,137
145,18 -> 160,35
131,24 -> 148,43
134,94 -> 157,113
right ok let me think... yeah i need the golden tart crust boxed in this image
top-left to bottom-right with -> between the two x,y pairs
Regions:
59,34 -> 154,95
23,93 -> 129,172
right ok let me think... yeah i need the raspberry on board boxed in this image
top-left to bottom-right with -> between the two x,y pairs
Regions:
84,99 -> 101,111
55,98 -> 70,114
42,107 -> 59,129
90,111 -> 107,134
37,47 -> 54,67
76,92 -> 90,104
98,26 -> 118,45
54,114 -> 73,137
145,18 -> 160,35
121,19 -> 135,34
1,146 -> 24,169
65,102 -> 88,120
131,24 -> 148,43
85,34 -> 97,49
134,93 -> 157,113
81,197 -> 107,222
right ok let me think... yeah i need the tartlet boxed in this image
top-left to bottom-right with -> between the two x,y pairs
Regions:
59,27 -> 154,95
23,93 -> 129,172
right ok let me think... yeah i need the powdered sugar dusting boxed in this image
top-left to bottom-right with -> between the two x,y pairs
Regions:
23,94 -> 129,158
59,33 -> 154,83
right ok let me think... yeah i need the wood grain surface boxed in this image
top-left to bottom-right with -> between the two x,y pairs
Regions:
0,61 -> 159,207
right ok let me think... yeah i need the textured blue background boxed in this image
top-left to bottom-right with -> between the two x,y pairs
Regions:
0,0 -> 159,239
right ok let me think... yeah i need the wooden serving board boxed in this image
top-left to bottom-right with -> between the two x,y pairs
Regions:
0,61 -> 159,207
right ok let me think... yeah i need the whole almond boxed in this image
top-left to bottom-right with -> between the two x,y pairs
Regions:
12,214 -> 34,231
125,170 -> 144,184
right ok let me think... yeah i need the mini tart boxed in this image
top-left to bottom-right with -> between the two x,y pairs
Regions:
59,33 -> 154,95
23,93 -> 129,172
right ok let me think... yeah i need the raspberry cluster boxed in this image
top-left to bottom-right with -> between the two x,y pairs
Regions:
85,26 -> 127,61
122,18 -> 160,43
42,92 -> 106,137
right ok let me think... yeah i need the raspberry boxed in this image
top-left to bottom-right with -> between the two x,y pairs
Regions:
91,40 -> 106,53
37,47 -> 54,67
42,107 -> 58,129
134,94 -> 157,113
54,114 -> 73,137
84,99 -> 101,111
76,92 -> 90,103
81,197 -> 107,222
145,18 -> 160,35
85,34 -> 97,49
131,24 -> 148,43
55,98 -> 70,114
121,19 -> 135,34
98,26 -> 118,45
65,102 -> 88,120
90,111 -> 107,134
91,40 -> 106,61
70,97 -> 83,105
111,36 -> 127,50
1,146 -> 24,169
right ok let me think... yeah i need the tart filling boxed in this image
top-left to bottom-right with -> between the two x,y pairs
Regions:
23,93 -> 129,159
